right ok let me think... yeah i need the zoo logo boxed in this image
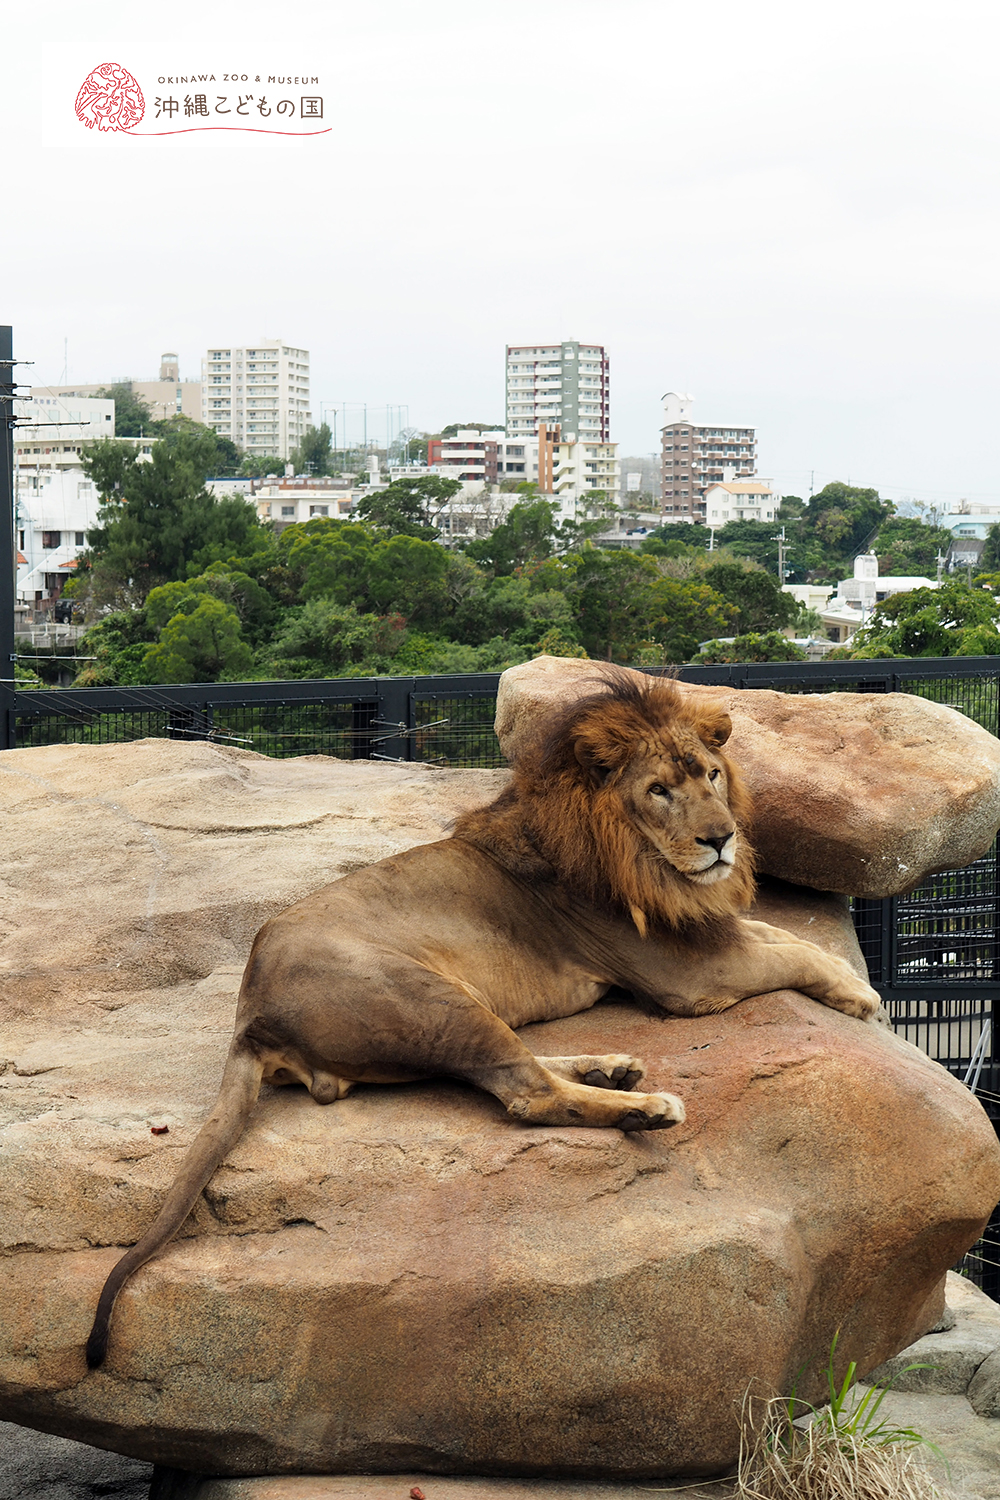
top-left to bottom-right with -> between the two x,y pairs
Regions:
75,62 -> 145,132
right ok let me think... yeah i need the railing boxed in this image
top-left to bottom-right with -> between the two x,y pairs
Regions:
3,655 -> 1000,1294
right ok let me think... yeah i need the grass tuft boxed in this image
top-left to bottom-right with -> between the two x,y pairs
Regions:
735,1331 -> 948,1500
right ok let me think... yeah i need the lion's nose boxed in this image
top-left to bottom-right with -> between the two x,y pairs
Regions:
697,834 -> 732,855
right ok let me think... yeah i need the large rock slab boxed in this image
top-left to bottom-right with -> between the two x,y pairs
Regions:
495,656 -> 1000,897
0,739 -> 508,1019
0,740 -> 997,1480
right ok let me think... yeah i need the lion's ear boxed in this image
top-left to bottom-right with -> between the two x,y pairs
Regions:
573,737 -> 614,785
698,709 -> 732,749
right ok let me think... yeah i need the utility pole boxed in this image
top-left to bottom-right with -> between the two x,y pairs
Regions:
773,524 -> 788,583
0,327 -> 17,750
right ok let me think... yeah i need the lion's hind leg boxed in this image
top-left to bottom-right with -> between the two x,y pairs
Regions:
537,1055 -> 645,1091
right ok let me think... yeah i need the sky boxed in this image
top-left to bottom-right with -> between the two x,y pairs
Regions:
2,0 -> 998,507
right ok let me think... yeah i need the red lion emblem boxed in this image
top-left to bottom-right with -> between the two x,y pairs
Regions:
75,63 -> 145,132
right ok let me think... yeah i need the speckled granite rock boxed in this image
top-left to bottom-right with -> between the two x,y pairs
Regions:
0,740 -> 997,1481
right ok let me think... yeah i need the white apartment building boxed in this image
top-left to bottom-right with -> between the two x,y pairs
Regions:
201,340 -> 311,460
12,396 -> 137,609
539,426 -> 620,514
660,392 -> 757,520
506,341 -> 610,441
428,428 -> 619,513
40,354 -> 203,424
704,480 -> 779,526
255,477 -> 357,531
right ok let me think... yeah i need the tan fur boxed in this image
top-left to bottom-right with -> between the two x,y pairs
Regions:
86,671 -> 879,1369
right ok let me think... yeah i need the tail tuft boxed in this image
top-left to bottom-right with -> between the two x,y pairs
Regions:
85,1323 -> 108,1369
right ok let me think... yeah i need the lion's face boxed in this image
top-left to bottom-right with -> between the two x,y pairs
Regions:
616,737 -> 739,886
460,673 -> 756,933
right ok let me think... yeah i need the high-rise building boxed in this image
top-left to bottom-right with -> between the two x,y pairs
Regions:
505,341 -> 609,441
201,340 -> 311,459
660,391 -> 757,521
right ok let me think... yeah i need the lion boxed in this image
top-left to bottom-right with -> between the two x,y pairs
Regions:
86,672 -> 879,1367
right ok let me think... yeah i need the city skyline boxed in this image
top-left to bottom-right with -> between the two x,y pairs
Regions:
3,0 -> 998,509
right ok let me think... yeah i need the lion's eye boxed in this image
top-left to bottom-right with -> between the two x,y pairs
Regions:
649,783 -> 672,799
709,768 -> 721,782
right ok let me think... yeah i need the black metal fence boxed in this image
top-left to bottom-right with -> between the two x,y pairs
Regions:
3,656 -> 1000,1294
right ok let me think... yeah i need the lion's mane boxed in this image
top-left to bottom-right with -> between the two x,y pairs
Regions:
454,671 -> 755,937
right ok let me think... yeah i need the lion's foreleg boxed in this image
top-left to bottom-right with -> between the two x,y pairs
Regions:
676,920 -> 880,1021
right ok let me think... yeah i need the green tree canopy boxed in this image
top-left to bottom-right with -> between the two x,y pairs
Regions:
801,482 -> 895,569
701,560 -> 799,633
94,382 -> 153,437
979,525 -> 1000,573
263,598 -> 408,679
81,433 -> 264,605
142,595 -> 254,683
645,576 -> 736,663
872,516 -> 951,576
844,580 -> 1000,658
291,423 -> 333,476
355,475 -> 461,538
439,422 -> 502,438
696,631 -> 808,664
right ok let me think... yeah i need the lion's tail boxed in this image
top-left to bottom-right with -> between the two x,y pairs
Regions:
86,1043 -> 264,1370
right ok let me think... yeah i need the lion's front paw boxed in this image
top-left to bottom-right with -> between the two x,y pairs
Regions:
618,1091 -> 685,1131
833,974 -> 881,1021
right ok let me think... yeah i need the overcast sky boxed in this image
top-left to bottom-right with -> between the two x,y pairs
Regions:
2,0 -> 998,505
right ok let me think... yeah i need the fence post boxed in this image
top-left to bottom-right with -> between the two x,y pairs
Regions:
0,327 -> 16,751
373,677 -> 413,761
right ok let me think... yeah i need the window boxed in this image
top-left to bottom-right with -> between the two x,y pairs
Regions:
75,532 -> 85,546
309,505 -> 329,517
42,531 -> 60,548
281,506 -> 295,517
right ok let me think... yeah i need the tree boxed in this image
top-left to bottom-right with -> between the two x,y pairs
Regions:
142,595 -> 254,683
800,482 -> 895,569
73,609 -> 155,686
701,560 -> 799,633
645,576 -> 736,663
978,526 -> 1000,573
844,580 -> 1000,657
645,522 -> 711,551
263,599 -> 407,678
708,521 -> 787,575
462,499 -> 605,575
355,475 -> 461,537
291,423 -> 333,476
696,632 -> 808,664
239,452 -> 286,478
439,422 -> 502,438
571,550 -> 660,662
363,534 -> 451,627
278,518 -> 376,603
872,516 -> 951,576
81,431 -> 263,605
94,382 -> 153,437
145,564 -> 276,647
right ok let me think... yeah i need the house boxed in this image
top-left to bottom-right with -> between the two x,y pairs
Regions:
704,479 -> 779,526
